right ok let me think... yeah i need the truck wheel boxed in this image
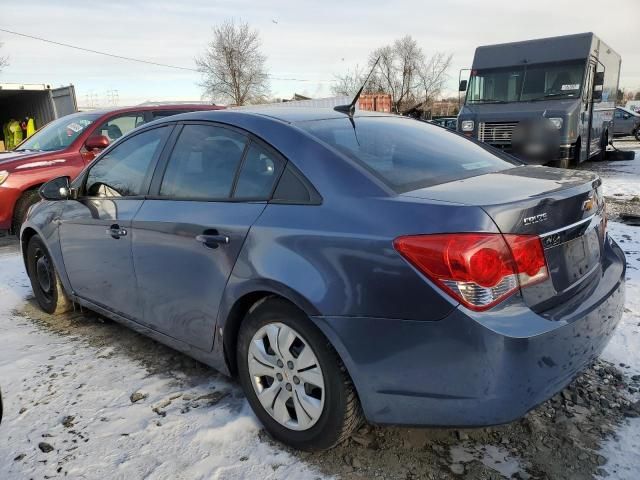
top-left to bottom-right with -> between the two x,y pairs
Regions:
593,132 -> 607,162
26,235 -> 72,315
549,158 -> 570,169
12,190 -> 41,234
237,298 -> 363,451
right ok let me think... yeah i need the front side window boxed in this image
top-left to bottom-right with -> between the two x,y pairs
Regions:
160,124 -> 247,200
94,113 -> 146,142
85,127 -> 167,197
15,113 -> 100,152
299,116 -> 517,192
467,60 -> 585,104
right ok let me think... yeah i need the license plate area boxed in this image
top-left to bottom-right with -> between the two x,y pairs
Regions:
544,221 -> 602,293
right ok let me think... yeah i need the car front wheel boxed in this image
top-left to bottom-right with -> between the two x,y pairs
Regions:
237,298 -> 362,451
26,235 -> 72,315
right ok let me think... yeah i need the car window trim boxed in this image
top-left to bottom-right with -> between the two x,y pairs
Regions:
78,124 -> 174,200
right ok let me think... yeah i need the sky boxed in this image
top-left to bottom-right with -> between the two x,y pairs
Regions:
0,0 -> 638,107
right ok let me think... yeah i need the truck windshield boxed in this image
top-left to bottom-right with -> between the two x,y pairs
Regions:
466,60 -> 585,104
15,113 -> 100,152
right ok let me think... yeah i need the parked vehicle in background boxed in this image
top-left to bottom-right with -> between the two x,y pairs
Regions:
625,100 -> 640,114
0,104 -> 224,234
0,83 -> 77,150
430,117 -> 457,130
458,33 -> 620,168
22,108 -> 625,451
613,107 -> 640,140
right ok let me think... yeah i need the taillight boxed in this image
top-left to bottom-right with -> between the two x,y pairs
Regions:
393,233 -> 548,311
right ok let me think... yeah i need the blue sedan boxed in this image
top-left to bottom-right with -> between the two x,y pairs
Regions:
21,108 -> 625,451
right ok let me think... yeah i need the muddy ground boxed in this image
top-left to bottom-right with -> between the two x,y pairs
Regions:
11,292 -> 640,480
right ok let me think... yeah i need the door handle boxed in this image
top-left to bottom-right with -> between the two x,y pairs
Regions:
195,234 -> 229,248
106,224 -> 127,239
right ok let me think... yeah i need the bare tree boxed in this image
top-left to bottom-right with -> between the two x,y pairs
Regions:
331,65 -> 366,97
417,52 -> 452,105
333,35 -> 452,113
0,41 -> 8,74
196,20 -> 269,105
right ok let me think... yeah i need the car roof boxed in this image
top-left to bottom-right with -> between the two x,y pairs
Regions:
76,104 -> 224,117
168,107 -> 394,124
618,106 -> 640,116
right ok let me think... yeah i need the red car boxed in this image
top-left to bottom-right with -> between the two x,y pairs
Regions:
0,104 -> 223,233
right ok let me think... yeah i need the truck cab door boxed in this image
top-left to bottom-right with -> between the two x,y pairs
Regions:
580,60 -> 596,161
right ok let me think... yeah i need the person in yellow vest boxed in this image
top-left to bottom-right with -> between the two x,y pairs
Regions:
3,120 -> 23,150
26,117 -> 36,138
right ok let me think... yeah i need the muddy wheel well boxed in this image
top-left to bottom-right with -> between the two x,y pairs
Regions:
20,227 -> 38,267
223,291 -> 280,376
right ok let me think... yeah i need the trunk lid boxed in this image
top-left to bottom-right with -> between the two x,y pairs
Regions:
402,165 -> 606,312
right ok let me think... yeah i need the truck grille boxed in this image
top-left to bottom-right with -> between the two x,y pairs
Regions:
478,122 -> 518,146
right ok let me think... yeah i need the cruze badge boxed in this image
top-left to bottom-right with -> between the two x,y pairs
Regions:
523,213 -> 548,226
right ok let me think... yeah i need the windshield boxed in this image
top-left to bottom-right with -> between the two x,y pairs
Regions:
466,60 -> 585,104
15,113 -> 100,152
298,116 -> 518,192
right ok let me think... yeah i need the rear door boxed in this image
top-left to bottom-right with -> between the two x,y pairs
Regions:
131,122 -> 284,350
59,125 -> 172,320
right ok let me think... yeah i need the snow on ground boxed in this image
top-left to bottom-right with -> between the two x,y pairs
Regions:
598,221 -> 640,480
0,245 -> 325,480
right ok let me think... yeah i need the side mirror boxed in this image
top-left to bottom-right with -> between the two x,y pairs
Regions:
40,176 -> 71,201
85,135 -> 110,150
459,80 -> 468,92
592,89 -> 603,102
594,71 -> 605,86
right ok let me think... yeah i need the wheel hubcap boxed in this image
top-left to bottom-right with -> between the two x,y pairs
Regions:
247,322 -> 325,431
35,249 -> 53,295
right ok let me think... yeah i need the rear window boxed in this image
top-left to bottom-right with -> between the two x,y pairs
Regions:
298,116 -> 518,192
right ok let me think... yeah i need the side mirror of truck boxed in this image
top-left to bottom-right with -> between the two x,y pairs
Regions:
592,89 -> 603,102
594,72 -> 605,86
458,80 -> 468,92
85,135 -> 110,151
40,176 -> 71,201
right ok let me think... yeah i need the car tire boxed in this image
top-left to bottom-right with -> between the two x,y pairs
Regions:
237,297 -> 362,451
12,190 -> 41,235
549,157 -> 570,169
635,128 -> 640,142
26,235 -> 72,315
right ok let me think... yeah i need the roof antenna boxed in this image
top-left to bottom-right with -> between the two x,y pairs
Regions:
334,56 -> 380,115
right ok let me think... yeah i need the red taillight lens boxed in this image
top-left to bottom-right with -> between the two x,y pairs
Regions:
393,233 -> 548,311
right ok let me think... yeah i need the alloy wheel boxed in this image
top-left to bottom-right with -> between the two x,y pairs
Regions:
247,322 -> 325,431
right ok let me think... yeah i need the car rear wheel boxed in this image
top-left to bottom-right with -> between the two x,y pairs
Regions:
26,235 -> 72,315
237,298 -> 362,451
12,190 -> 41,235
635,128 -> 640,142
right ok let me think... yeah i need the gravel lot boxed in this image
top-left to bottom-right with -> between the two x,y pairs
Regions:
0,146 -> 638,479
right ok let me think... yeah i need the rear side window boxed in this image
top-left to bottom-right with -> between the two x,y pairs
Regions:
233,143 -> 283,199
299,116 -> 518,192
160,124 -> 247,199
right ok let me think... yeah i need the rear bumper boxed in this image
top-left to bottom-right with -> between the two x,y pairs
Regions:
0,186 -> 21,231
311,236 -> 625,426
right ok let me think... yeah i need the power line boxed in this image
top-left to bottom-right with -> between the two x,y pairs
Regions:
0,27 -> 334,82
0,27 -> 198,72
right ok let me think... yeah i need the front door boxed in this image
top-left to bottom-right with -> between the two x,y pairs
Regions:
59,126 -> 171,319
131,123 -> 284,350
